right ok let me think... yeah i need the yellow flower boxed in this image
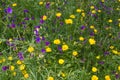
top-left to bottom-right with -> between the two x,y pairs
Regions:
13,72 -> 16,76
79,36 -> 84,41
92,10 -> 96,14
28,46 -> 34,53
61,72 -> 66,77
90,6 -> 95,9
94,29 -> 97,33
47,76 -> 54,80
58,59 -> 64,64
98,10 -> 101,13
10,65 -> 15,71
24,73 -> 29,78
62,44 -> 69,51
92,67 -> 97,72
108,19 -> 112,23
118,65 -> 120,71
72,51 -> 78,56
39,2 -> 43,5
118,23 -> 120,27
96,55 -> 100,59
43,15 -> 47,20
81,13 -> 85,17
9,38 -> 13,42
0,60 -> 2,63
17,60 -> 22,65
105,75 -> 111,80
91,75 -> 98,80
19,64 -> 25,70
22,70 -> 27,75
46,47 -> 52,52
0,8 -> 2,10
89,38 -> 96,45
65,19 -> 73,24
90,25 -> 95,29
12,3 -> 17,7
101,0 -> 105,2
2,58 -> 6,62
53,39 -> 61,44
70,14 -> 75,18
112,50 -> 118,54
76,9 -> 82,13
8,56 -> 13,60
56,12 -> 62,17
109,46 -> 114,49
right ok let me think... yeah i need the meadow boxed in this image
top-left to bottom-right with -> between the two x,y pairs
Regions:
0,0 -> 120,80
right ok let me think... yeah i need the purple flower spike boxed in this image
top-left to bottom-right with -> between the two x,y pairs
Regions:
6,7 -> 12,14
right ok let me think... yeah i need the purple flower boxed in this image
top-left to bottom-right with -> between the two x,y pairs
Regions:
6,7 -> 12,14
24,9 -> 29,13
2,66 -> 9,71
104,51 -> 110,56
90,32 -> 94,36
21,22 -> 26,24
81,25 -> 86,30
10,23 -> 16,28
35,37 -> 41,43
58,45 -> 62,51
24,17 -> 29,20
46,2 -> 50,9
45,41 -> 50,46
40,19 -> 44,24
34,30 -> 39,35
60,22 -> 64,25
35,26 -> 40,29
115,74 -> 120,79
18,52 -> 24,60
42,36 -> 45,40
98,61 -> 104,64
31,16 -> 35,20
41,49 -> 46,53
